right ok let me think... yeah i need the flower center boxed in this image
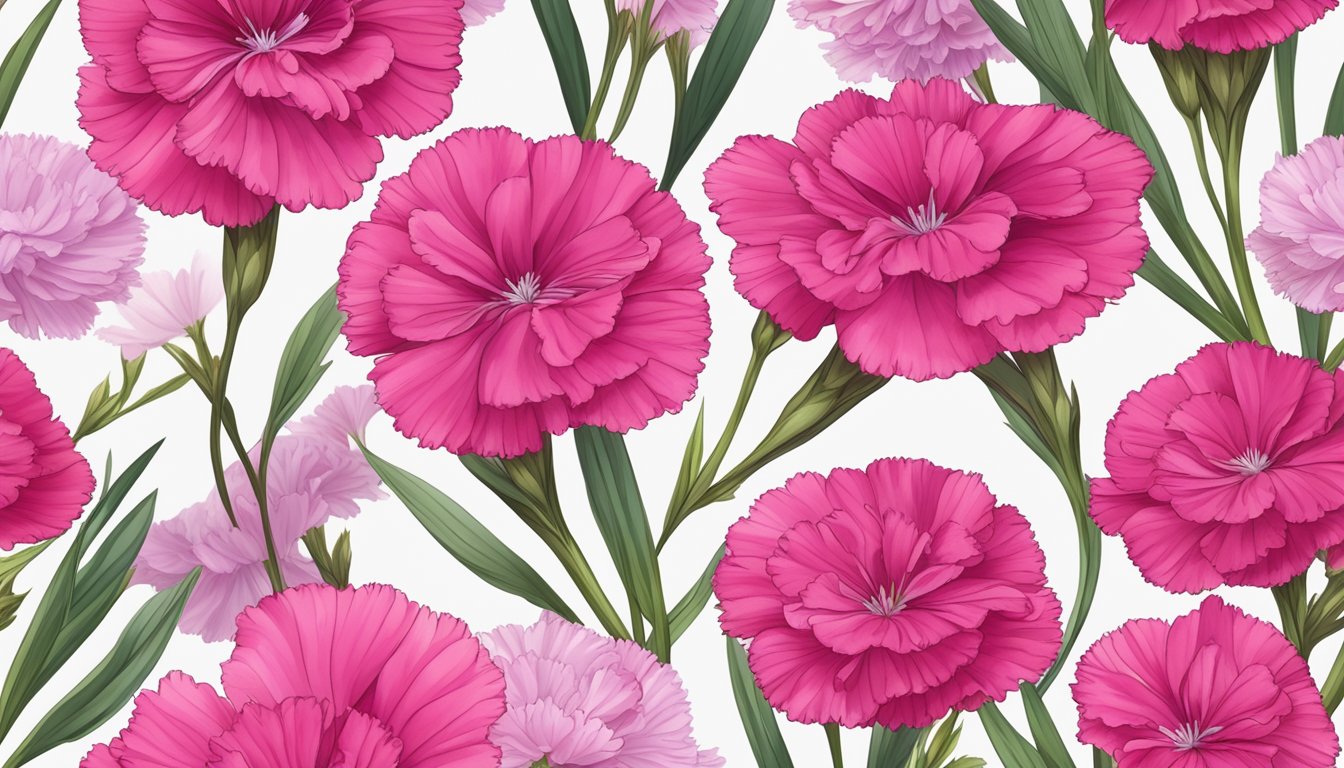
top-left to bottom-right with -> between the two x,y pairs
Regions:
891,190 -> 948,236
860,584 -> 906,617
237,13 -> 311,54
502,272 -> 543,305
1218,448 -> 1273,476
1158,721 -> 1223,751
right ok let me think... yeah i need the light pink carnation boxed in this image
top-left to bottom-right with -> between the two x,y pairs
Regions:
1090,342 -> 1344,593
338,127 -> 712,458
461,0 -> 505,25
790,0 -> 1012,83
713,458 -> 1062,729
76,0 -> 465,227
0,134 -> 145,340
1074,596 -> 1339,767
482,612 -> 723,768
616,0 -> 718,46
133,386 -> 385,641
96,251 -> 222,359
83,583 -> 507,768
703,79 -> 1153,382
1248,135 -> 1344,313
1106,0 -> 1337,52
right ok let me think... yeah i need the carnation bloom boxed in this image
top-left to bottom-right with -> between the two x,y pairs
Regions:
616,0 -> 718,46
83,583 -> 507,768
481,612 -> 723,767
0,349 -> 96,550
789,0 -> 1012,83
1074,596 -> 1339,767
339,127 -> 712,458
1105,0 -> 1338,52
133,386 -> 384,640
76,0 -> 465,227
1248,135 -> 1344,313
96,251 -> 223,359
1090,342 -> 1344,593
0,133 -> 145,340
461,0 -> 505,26
714,457 -> 1062,728
703,79 -> 1153,382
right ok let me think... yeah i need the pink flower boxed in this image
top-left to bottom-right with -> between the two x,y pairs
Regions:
1073,596 -> 1339,767
481,612 -> 723,768
96,251 -> 223,359
1105,0 -> 1338,53
133,386 -> 385,640
1248,135 -> 1344,313
713,458 -> 1062,729
76,0 -> 465,228
338,127 -> 712,458
461,0 -> 505,26
0,134 -> 145,340
703,79 -> 1153,382
616,0 -> 718,46
1090,342 -> 1344,593
83,583 -> 507,768
789,0 -> 1012,83
0,349 -> 95,551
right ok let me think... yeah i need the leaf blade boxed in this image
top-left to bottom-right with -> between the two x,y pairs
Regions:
0,0 -> 62,128
727,636 -> 794,768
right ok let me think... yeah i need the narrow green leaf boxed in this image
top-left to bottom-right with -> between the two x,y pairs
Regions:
979,704 -> 1048,768
0,0 -> 61,128
573,427 -> 669,658
968,0 -> 1081,110
1020,684 -> 1077,768
123,373 -> 192,415
668,402 -> 706,517
1014,0 -> 1095,113
530,0 -> 591,134
727,637 -> 794,768
264,285 -> 341,448
668,544 -> 722,644
867,726 -> 922,768
1092,749 -> 1116,768
1327,59 -> 1344,137
4,570 -> 200,767
362,446 -> 580,622
662,0 -> 773,188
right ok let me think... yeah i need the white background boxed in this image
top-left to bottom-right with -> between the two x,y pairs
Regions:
3,0 -> 1344,764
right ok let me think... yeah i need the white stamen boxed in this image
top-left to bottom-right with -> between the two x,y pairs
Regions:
502,272 -> 543,305
1217,448 -> 1273,476
860,584 -> 906,617
237,12 -> 311,54
1158,721 -> 1223,751
891,190 -> 948,236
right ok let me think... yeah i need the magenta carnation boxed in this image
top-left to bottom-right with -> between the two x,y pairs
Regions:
789,0 -> 1011,83
482,612 -> 724,767
1248,135 -> 1344,313
0,134 -> 145,340
338,127 -> 712,458
83,583 -> 507,768
1105,0 -> 1338,52
76,0 -> 465,227
1090,342 -> 1344,593
133,386 -> 384,640
713,457 -> 1062,729
0,349 -> 96,551
703,79 -> 1153,382
1074,596 -> 1339,767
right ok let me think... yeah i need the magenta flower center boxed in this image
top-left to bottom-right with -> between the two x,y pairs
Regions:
237,12 -> 312,54
1218,447 -> 1273,476
891,190 -> 949,236
501,272 -> 543,305
1159,720 -> 1224,751
859,583 -> 908,617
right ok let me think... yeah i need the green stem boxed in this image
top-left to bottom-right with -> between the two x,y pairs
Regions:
607,39 -> 653,142
549,531 -> 632,640
825,723 -> 844,768
1184,116 -> 1230,233
1322,643 -> 1344,714
1219,141 -> 1272,345
581,14 -> 630,140
970,62 -> 997,104
1326,336 -> 1344,371
1271,574 -> 1308,657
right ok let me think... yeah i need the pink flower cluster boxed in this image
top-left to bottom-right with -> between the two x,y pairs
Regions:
77,0 -> 465,227
1090,342 -> 1344,593
84,584 -> 507,768
704,79 -> 1153,382
714,457 -> 1061,729
1105,0 -> 1338,52
339,127 -> 712,458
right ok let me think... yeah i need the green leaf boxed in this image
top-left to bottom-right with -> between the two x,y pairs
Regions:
668,403 -> 706,518
867,726 -> 921,768
1092,749 -> 1116,768
0,0 -> 61,128
727,637 -> 794,768
264,285 -> 341,449
3,569 -> 199,767
362,446 -> 580,622
668,544 -> 721,644
1014,0 -> 1095,113
662,0 -> 773,188
978,704 -> 1048,768
1327,58 -> 1344,137
1020,684 -> 1077,768
573,427 -> 669,658
529,0 -> 591,134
